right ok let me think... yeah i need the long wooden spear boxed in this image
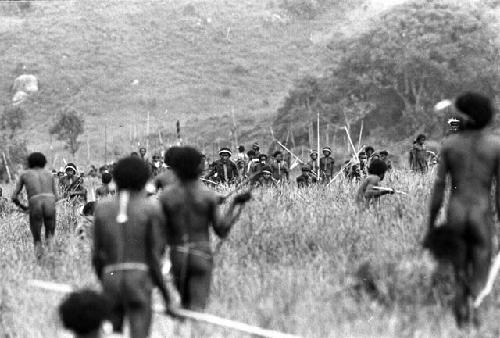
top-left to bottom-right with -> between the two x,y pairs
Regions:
28,280 -> 300,338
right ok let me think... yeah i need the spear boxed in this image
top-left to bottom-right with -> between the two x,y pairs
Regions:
28,280 -> 300,338
269,128 -> 304,164
373,186 -> 407,195
176,120 -> 181,146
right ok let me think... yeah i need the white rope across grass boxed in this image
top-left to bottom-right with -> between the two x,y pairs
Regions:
28,279 -> 302,338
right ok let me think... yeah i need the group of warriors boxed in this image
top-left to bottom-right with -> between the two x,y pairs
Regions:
7,91 -> 500,335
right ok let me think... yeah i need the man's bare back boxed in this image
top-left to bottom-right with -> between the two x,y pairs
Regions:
14,169 -> 58,200
160,181 -> 228,244
429,130 -> 500,230
426,92 -> 500,328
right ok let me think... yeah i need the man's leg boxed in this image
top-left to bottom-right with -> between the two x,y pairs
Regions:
42,197 -> 56,250
186,253 -> 213,310
28,199 -> 43,259
467,220 -> 492,327
128,299 -> 152,338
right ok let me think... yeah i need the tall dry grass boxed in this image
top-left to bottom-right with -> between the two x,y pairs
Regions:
1,170 -> 500,337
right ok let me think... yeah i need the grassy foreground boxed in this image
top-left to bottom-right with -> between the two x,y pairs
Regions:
1,170 -> 500,337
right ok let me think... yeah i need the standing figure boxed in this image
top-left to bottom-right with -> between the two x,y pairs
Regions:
409,134 -> 429,173
95,172 -> 115,201
320,146 -> 335,181
204,147 -> 239,184
92,156 -> 174,337
60,163 -> 87,202
308,151 -> 320,178
159,147 -> 250,310
425,92 -> 500,327
12,152 -> 60,259
271,151 -> 289,182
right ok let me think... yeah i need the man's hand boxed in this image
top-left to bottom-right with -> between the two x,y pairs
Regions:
165,305 -> 183,319
389,188 -> 396,195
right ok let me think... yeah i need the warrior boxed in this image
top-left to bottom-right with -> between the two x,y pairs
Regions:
204,147 -> 239,184
425,92 -> 500,327
320,146 -> 335,181
12,152 -> 60,259
159,146 -> 251,310
92,156 -> 175,337
271,151 -> 289,182
296,165 -> 317,188
355,159 -> 394,206
59,163 -> 87,202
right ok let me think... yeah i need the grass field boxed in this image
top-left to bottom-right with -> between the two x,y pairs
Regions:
2,170 -> 500,337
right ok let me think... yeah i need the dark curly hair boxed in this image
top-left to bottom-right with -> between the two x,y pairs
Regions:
368,159 -> 388,176
169,146 -> 203,181
27,152 -> 47,168
59,289 -> 109,335
113,156 -> 150,191
455,92 -> 494,130
101,172 -> 112,184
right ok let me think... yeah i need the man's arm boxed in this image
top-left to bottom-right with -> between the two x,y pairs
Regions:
11,173 -> 24,200
91,211 -> 105,280
428,147 -> 448,230
146,206 -> 171,308
211,195 -> 247,239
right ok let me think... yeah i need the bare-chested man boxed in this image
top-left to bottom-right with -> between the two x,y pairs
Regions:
12,152 -> 60,259
355,159 -> 394,206
92,156 -> 175,337
426,92 -> 500,328
159,146 -> 250,310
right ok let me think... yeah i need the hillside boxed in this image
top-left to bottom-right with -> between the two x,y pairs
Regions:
1,0 -> 347,163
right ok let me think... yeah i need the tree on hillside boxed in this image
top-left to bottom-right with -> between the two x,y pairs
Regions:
275,0 -> 500,141
50,109 -> 84,157
334,0 -> 500,134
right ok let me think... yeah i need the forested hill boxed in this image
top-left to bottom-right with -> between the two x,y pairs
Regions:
1,0 -> 368,163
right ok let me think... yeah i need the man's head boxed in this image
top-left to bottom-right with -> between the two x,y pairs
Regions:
322,146 -> 332,157
365,146 -> 374,157
262,166 -> 272,179
113,156 -> 150,191
455,92 -> 495,130
258,154 -> 268,164
238,145 -> 245,153
416,134 -> 426,145
379,150 -> 389,161
273,151 -> 283,162
27,152 -> 47,169
310,150 -> 318,160
65,163 -> 77,177
101,172 -> 112,185
130,151 -> 139,157
358,151 -> 367,162
247,150 -> 256,160
139,147 -> 147,158
169,147 -> 203,182
219,147 -> 231,162
59,289 -> 109,338
252,142 -> 260,152
368,159 -> 388,180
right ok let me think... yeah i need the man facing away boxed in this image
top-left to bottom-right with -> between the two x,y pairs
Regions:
12,152 -> 60,259
92,156 -> 175,337
426,92 -> 500,328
